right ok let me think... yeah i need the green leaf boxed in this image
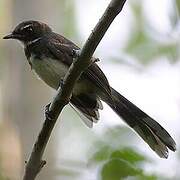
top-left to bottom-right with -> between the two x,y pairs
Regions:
110,148 -> 146,164
90,145 -> 112,163
101,159 -> 142,180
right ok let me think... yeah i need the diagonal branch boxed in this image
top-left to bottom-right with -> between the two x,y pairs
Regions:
23,0 -> 127,179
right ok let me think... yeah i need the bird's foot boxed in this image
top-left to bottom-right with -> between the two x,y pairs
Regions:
92,57 -> 100,63
72,49 -> 81,58
72,49 -> 99,62
72,49 -> 99,63
45,103 -> 55,121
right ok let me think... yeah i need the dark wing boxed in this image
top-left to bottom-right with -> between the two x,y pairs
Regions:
45,34 -> 78,65
45,33 -> 112,99
83,63 -> 112,100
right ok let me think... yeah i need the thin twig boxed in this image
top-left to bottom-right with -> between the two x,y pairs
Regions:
23,0 -> 127,179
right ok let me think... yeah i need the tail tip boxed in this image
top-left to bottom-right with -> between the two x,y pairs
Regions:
169,143 -> 176,152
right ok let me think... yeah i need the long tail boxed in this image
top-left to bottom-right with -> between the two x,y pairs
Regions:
106,87 -> 176,158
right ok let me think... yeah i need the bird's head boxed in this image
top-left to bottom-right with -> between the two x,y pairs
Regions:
3,20 -> 52,44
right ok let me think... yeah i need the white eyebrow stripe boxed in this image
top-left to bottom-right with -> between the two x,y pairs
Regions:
21,24 -> 32,30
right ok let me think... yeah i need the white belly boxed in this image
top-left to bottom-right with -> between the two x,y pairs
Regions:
30,56 -> 68,89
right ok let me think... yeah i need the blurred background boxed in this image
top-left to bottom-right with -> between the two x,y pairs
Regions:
0,0 -> 180,179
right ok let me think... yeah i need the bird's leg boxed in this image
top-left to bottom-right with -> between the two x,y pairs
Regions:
45,78 -> 64,121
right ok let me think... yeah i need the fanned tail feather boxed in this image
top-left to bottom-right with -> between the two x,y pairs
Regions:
106,87 -> 176,158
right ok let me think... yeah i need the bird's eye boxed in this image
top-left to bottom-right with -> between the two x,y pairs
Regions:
27,27 -> 33,32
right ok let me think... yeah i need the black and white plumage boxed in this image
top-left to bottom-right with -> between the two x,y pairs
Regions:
3,20 -> 176,158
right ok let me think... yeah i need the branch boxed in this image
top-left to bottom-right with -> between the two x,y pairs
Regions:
23,0 -> 127,179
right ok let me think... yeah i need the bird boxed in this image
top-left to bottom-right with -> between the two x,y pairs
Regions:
3,20 -> 176,158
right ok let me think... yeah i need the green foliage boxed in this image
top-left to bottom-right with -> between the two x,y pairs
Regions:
91,145 -> 112,163
88,125 -> 159,180
91,146 -> 157,180
176,0 -> 180,14
124,1 -> 180,64
101,159 -> 142,180
110,148 -> 146,164
170,0 -> 180,27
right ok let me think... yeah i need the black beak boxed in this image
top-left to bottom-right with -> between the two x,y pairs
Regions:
3,33 -> 22,40
3,33 -> 14,39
